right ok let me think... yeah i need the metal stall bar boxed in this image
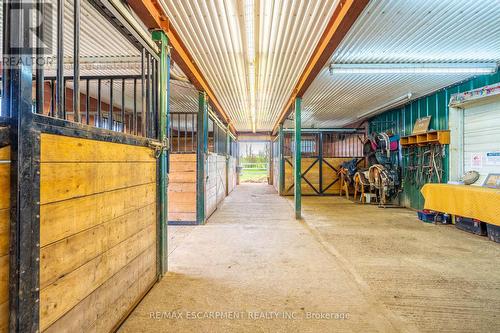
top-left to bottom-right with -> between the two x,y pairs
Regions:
35,0 -> 44,115
294,98 -> 302,219
5,1 -> 40,331
56,0 -> 65,119
278,124 -> 285,195
73,0 -> 81,123
152,30 -> 169,275
197,92 -> 208,224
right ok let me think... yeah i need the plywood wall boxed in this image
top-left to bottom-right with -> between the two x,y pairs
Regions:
39,133 -> 157,332
0,144 -> 10,332
168,154 -> 197,222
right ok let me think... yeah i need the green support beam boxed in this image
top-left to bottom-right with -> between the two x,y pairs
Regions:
197,92 -> 208,224
278,124 -> 285,195
294,98 -> 302,219
152,30 -> 169,275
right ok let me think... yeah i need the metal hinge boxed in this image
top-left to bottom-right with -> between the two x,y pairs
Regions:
148,137 -> 170,158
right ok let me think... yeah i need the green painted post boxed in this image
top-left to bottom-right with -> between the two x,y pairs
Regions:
197,92 -> 208,224
152,31 -> 169,275
278,124 -> 285,195
294,98 -> 302,219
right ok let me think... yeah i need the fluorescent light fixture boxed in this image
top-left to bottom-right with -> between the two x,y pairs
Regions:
329,63 -> 498,75
357,93 -> 413,119
245,0 -> 256,132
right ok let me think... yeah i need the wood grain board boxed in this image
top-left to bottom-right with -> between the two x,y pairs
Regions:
39,134 -> 157,332
169,154 -> 197,222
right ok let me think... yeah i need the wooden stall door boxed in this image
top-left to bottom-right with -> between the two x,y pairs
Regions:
227,157 -> 237,194
39,134 -> 158,332
205,153 -> 217,218
216,155 -> 227,206
168,154 -> 197,223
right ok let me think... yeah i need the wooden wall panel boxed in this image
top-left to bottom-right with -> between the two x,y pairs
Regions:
39,134 -> 157,332
227,157 -> 237,194
168,154 -> 197,222
283,157 -> 357,195
0,145 -> 9,332
205,154 -> 218,218
216,155 -> 227,206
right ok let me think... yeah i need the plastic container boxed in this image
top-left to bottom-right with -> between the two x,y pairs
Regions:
418,210 -> 443,223
455,216 -> 487,236
486,223 -> 500,243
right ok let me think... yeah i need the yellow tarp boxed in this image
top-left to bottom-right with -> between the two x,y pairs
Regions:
421,184 -> 500,226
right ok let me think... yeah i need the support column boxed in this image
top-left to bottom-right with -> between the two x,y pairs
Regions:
5,2 -> 40,331
294,98 -> 302,219
278,124 -> 285,195
152,30 -> 169,275
197,92 -> 208,224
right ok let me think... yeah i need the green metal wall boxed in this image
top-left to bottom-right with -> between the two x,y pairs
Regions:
369,71 -> 500,210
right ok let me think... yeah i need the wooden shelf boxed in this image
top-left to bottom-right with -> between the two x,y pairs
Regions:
400,130 -> 450,147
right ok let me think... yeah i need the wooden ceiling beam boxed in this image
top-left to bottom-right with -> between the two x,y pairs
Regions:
126,0 -> 237,135
272,0 -> 370,134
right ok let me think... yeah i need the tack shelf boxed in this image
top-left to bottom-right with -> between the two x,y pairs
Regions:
400,130 -> 450,147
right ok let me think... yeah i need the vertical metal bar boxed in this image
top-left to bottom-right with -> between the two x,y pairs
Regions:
146,52 -> 151,137
184,113 -> 187,151
294,98 -> 302,219
197,92 -> 208,224
278,124 -> 285,195
108,79 -> 113,130
85,79 -> 90,124
96,79 -> 101,126
133,78 -> 137,135
121,78 -> 125,132
56,0 -> 64,119
152,31 -> 169,275
191,113 -> 195,152
319,132 -> 323,194
5,2 -> 40,330
141,49 -> 147,136
49,80 -> 54,116
73,0 -> 81,123
35,0 -> 44,114
176,113 -> 180,150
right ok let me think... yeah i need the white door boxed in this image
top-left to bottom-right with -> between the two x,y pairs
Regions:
463,100 -> 500,185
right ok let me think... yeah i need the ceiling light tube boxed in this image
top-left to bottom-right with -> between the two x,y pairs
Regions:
330,63 -> 498,75
245,0 -> 256,132
357,93 -> 412,119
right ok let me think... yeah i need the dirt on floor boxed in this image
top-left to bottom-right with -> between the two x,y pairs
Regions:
119,184 -> 500,333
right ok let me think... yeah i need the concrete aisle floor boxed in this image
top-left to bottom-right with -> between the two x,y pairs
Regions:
120,184 -> 500,333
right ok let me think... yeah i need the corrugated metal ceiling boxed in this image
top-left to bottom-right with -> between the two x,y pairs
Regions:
301,0 -> 500,128
161,0 -> 340,131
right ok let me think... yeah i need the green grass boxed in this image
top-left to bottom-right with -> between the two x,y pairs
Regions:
240,169 -> 268,183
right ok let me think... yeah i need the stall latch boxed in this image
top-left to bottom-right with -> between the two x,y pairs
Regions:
148,137 -> 170,158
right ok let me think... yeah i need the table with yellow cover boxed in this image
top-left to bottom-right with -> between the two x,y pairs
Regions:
421,184 -> 500,226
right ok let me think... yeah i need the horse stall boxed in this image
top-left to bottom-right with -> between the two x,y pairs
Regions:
280,129 -> 366,196
168,80 -> 198,224
205,112 -> 231,219
1,1 -> 167,331
168,89 -> 237,224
